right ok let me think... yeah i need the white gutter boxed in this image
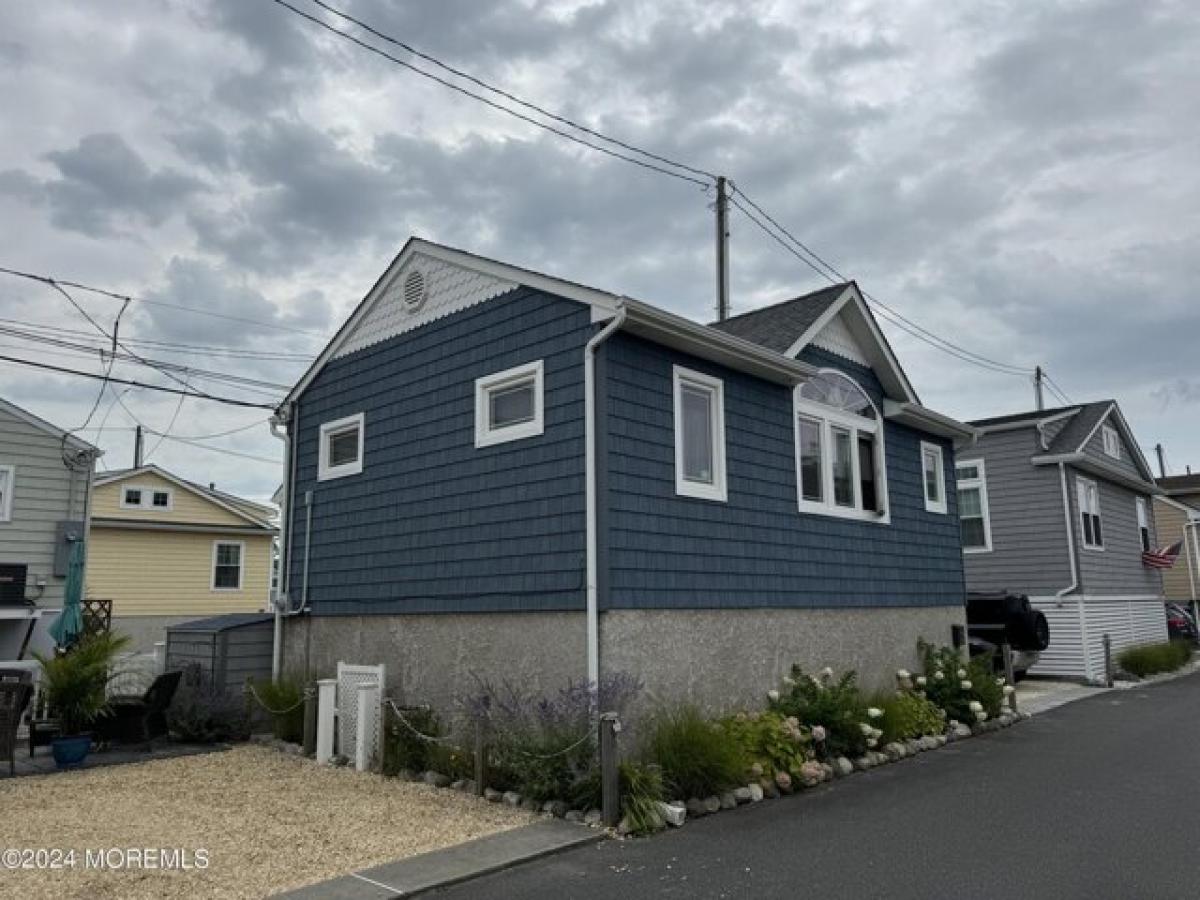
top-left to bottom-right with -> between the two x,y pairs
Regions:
269,409 -> 291,682
584,306 -> 627,689
1056,461 -> 1080,600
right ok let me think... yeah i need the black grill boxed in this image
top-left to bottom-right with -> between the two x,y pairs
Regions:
0,564 -> 28,605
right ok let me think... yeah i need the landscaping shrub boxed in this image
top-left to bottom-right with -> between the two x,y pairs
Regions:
917,642 -> 1005,725
643,705 -> 746,799
168,663 -> 250,743
877,690 -> 945,744
463,672 -> 641,801
382,705 -> 442,776
569,760 -> 666,834
1119,640 -> 1193,677
250,677 -> 304,743
720,710 -> 809,778
769,666 -> 871,758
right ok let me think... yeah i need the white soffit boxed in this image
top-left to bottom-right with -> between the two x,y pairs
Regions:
334,252 -> 518,359
810,311 -> 870,366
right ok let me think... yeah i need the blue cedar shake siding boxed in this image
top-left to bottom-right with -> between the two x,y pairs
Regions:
288,287 -> 593,614
603,338 -> 964,609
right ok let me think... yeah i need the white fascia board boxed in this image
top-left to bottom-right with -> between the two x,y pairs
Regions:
882,400 -> 979,443
621,300 -> 816,385
972,407 -> 1079,435
1103,404 -> 1157,484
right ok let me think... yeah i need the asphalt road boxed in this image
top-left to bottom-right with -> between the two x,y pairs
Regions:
433,672 -> 1200,900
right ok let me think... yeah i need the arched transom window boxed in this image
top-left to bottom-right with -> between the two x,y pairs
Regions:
794,369 -> 889,522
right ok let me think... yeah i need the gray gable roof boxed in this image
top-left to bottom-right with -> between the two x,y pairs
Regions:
1158,474 -> 1200,495
968,404 -> 1079,429
708,283 -> 850,354
1041,401 -> 1114,456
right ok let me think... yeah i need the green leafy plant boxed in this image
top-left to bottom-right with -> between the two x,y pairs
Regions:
382,705 -> 442,776
876,690 -> 945,744
34,631 -> 131,736
251,676 -> 305,743
770,666 -> 870,758
620,761 -> 665,835
720,710 -> 809,778
1119,640 -> 1193,677
167,663 -> 250,743
918,641 -> 1004,725
642,705 -> 746,799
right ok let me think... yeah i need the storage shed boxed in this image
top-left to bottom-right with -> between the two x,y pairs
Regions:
165,613 -> 274,696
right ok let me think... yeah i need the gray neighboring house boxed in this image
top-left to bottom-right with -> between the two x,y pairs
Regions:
963,400 -> 1166,681
0,397 -> 101,660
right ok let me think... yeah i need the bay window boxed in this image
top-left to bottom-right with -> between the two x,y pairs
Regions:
794,370 -> 888,522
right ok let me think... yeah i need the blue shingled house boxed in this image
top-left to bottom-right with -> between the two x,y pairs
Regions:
274,238 -> 977,712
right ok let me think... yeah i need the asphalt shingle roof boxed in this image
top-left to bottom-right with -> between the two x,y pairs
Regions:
708,283 -> 850,354
1041,401 -> 1114,456
1158,474 -> 1200,494
967,404 -> 1081,428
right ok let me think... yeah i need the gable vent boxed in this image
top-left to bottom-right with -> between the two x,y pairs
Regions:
402,269 -> 428,311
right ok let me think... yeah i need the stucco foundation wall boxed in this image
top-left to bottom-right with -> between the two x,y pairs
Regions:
283,605 -> 964,721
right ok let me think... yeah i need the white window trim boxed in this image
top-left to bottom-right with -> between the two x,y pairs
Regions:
793,375 -> 890,524
318,412 -> 366,481
1101,424 -> 1121,459
956,458 -> 992,553
211,540 -> 246,592
673,365 -> 728,502
1076,475 -> 1104,551
921,441 -> 948,515
0,464 -> 13,523
474,360 -> 545,448
1136,496 -> 1151,552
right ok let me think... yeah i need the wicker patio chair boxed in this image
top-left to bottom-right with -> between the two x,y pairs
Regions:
1,682 -> 33,776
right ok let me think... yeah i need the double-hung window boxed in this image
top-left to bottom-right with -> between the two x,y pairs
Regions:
956,460 -> 991,552
1102,424 -> 1121,459
211,541 -> 244,591
673,366 -> 727,502
1076,476 -> 1103,549
475,360 -> 545,448
1136,497 -> 1151,552
921,442 -> 947,514
318,412 -> 365,480
0,465 -> 13,522
122,487 -> 144,508
794,370 -> 887,522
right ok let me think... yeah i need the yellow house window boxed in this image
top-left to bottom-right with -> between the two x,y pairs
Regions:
212,541 -> 244,591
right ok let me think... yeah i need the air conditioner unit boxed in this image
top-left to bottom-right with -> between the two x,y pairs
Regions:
0,564 -> 29,605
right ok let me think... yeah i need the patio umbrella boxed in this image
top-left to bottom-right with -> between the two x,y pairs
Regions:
49,540 -> 85,648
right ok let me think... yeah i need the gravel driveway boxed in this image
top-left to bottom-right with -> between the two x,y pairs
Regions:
0,744 -> 537,898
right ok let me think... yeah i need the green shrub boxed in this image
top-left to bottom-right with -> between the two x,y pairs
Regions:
720,710 -> 809,778
877,691 -> 945,744
770,666 -> 870,758
643,705 -> 746,799
382,705 -> 442,776
250,677 -> 305,743
168,663 -> 249,743
918,642 -> 1004,725
1119,640 -> 1193,677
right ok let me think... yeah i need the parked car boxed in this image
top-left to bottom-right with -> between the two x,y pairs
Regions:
966,591 -> 1051,681
1165,603 -> 1199,643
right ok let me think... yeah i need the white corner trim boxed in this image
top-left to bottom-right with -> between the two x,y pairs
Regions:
211,539 -> 246,592
474,360 -> 545,448
672,365 -> 728,502
0,464 -> 14,522
921,441 -> 948,514
317,412 -> 365,482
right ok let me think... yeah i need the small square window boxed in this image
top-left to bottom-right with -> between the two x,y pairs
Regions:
921,442 -> 947,514
318,413 -> 365,481
152,490 -> 171,509
475,361 -> 545,448
122,488 -> 143,508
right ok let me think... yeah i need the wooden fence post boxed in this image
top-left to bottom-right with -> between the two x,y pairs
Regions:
303,684 -> 317,756
600,712 -> 621,828
1000,643 -> 1018,713
473,718 -> 487,797
1103,634 -> 1114,687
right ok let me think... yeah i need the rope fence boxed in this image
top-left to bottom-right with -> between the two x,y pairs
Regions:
244,681 -> 312,716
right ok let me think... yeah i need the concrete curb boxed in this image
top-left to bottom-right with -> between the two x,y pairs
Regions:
275,819 -> 603,898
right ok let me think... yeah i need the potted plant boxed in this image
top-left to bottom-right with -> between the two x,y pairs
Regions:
34,632 -> 130,769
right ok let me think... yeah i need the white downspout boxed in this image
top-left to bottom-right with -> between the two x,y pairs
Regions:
584,306 -> 627,689
269,409 -> 291,681
1056,461 -> 1079,600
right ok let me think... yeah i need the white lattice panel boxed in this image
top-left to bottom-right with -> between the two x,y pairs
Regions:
811,312 -> 870,365
335,253 -> 518,358
337,661 -> 385,761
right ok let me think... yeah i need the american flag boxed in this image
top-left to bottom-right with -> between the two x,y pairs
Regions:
1143,540 -> 1183,569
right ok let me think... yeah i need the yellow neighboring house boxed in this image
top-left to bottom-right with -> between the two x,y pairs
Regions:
89,465 -> 276,651
1154,474 -> 1200,604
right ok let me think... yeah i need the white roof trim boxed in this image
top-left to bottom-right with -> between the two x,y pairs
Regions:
1096,405 -> 1156,484
782,284 -> 919,404
882,400 -> 978,443
1031,453 -> 1161,495
0,396 -> 98,454
95,464 -> 273,528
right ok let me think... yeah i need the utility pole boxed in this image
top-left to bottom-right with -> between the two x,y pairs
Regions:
1155,443 -> 1167,478
715,175 -> 730,321
134,424 -> 143,468
1033,365 -> 1045,411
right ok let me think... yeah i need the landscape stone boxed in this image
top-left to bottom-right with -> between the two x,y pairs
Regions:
657,801 -> 686,827
686,798 -> 707,818
704,795 -> 722,814
522,797 -> 542,812
719,792 -> 738,810
820,763 -> 834,780
835,757 -> 855,777
854,756 -> 871,772
502,791 -> 522,807
423,771 -> 451,788
774,771 -> 793,794
484,787 -> 502,802
583,809 -> 603,827
747,783 -> 764,803
544,800 -> 569,818
733,786 -> 752,804
450,780 -> 465,791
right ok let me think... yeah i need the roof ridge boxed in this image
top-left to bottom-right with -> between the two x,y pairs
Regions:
707,282 -> 851,326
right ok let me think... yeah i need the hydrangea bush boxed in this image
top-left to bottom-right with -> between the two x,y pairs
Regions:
917,641 -> 1004,724
768,665 -> 873,758
720,710 -> 810,778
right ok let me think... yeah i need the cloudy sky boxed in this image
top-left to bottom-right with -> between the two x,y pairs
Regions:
0,0 -> 1197,502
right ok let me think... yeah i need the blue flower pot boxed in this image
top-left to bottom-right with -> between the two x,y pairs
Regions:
51,735 -> 92,769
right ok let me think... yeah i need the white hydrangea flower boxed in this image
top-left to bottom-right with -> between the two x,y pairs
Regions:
783,675 -> 795,686
915,676 -> 927,687
1003,685 -> 1015,696
871,727 -> 883,740
860,723 -> 873,735
896,669 -> 911,680
960,680 -> 973,691
866,737 -> 878,748
975,710 -> 988,722
767,689 -> 780,702
968,700 -> 983,713
820,666 -> 834,680
956,669 -> 967,679
933,671 -> 945,681
867,707 -> 883,719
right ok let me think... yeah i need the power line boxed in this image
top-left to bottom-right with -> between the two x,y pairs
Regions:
0,354 -> 277,409
305,0 -> 716,183
143,431 -> 280,465
1042,371 -> 1074,405
268,0 -> 711,189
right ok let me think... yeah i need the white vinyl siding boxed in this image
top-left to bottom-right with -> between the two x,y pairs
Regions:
1077,476 -> 1104,550
956,459 -> 992,553
672,366 -> 727,502
921,441 -> 947,514
318,412 -> 365,480
474,360 -> 544,448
